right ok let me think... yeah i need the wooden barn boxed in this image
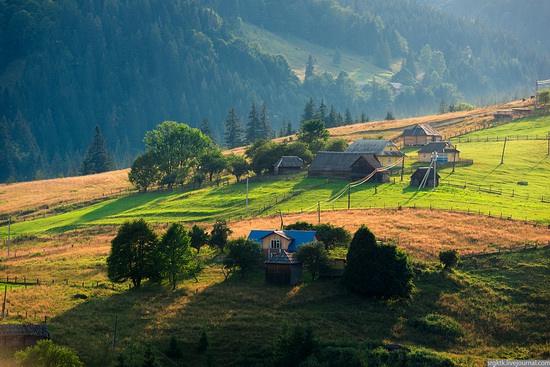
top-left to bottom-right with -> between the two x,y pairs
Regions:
265,250 -> 302,286
271,156 -> 304,175
402,124 -> 442,146
344,140 -> 405,166
248,230 -> 318,258
410,167 -> 440,187
307,152 -> 389,182
0,324 -> 50,349
417,142 -> 460,163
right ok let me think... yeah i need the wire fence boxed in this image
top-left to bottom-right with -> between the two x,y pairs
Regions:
452,134 -> 549,143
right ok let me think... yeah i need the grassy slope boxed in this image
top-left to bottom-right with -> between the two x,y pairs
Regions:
0,232 -> 548,366
241,23 -> 394,83
1,116 -> 548,240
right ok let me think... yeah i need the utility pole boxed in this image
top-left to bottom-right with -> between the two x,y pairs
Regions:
452,145 -> 457,173
7,216 -> 11,258
401,157 -> 405,182
317,201 -> 321,224
347,184 -> 351,210
501,137 -> 507,164
433,152 -> 437,190
1,285 -> 6,319
112,315 -> 118,351
547,132 -> 549,156
245,176 -> 249,216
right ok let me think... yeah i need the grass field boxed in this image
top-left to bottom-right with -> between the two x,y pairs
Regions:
0,231 -> 548,366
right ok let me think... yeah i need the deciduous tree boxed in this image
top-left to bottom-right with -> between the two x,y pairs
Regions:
159,223 -> 192,290
222,238 -> 262,279
297,119 -> 329,153
128,151 -> 158,192
209,219 -> 232,252
190,224 -> 210,253
107,219 -> 160,288
295,242 -> 332,281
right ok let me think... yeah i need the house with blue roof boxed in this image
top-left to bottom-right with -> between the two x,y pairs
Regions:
248,230 -> 318,257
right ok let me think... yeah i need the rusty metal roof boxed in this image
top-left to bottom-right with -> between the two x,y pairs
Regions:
0,324 -> 50,338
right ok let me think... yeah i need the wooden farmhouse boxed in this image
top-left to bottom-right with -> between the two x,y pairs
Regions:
307,152 -> 389,182
417,142 -> 460,163
271,156 -> 304,175
410,167 -> 440,187
0,324 -> 50,349
264,250 -> 303,286
248,230 -> 318,258
344,139 -> 406,166
402,124 -> 442,146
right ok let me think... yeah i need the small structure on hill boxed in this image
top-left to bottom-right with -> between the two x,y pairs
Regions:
307,152 -> 389,182
0,324 -> 50,349
271,156 -> 304,175
248,230 -> 318,258
410,167 -> 440,187
417,142 -> 460,163
402,124 -> 442,146
345,140 -> 405,166
264,250 -> 303,286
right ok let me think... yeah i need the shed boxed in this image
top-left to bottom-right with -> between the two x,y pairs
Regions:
402,124 -> 442,146
410,167 -> 440,187
271,156 -> 304,175
265,250 -> 302,286
307,152 -> 389,182
0,324 -> 50,348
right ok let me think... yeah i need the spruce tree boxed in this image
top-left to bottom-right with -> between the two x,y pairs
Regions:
199,118 -> 214,141
301,98 -> 316,123
315,99 -> 328,125
259,102 -> 273,139
305,54 -> 315,79
345,108 -> 354,126
80,125 -> 114,175
224,108 -> 244,149
342,225 -> 414,299
245,102 -> 260,143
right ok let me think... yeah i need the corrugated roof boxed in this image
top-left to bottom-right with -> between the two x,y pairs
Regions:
247,230 -> 317,252
273,156 -> 304,168
0,324 -> 50,338
346,140 -> 393,152
265,250 -> 302,264
248,230 -> 276,243
417,142 -> 460,153
411,167 -> 441,179
402,124 -> 442,137
308,152 -> 380,172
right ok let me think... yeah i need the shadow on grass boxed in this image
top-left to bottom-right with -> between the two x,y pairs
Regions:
50,261 -> 468,367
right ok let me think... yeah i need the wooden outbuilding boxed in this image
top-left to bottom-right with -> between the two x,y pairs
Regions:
410,167 -> 440,187
0,324 -> 50,349
402,124 -> 442,146
265,250 -> 302,286
307,152 -> 389,182
271,156 -> 304,175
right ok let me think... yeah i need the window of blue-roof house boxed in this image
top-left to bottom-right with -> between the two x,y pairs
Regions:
270,239 -> 281,249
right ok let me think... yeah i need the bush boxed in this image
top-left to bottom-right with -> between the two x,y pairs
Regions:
439,250 -> 460,270
15,339 -> 83,367
410,313 -> 464,339
364,345 -> 455,367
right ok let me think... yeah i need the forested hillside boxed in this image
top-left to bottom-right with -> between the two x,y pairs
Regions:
0,0 -> 549,183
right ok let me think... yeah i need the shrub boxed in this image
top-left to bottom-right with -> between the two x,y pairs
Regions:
439,250 -> 460,270
15,339 -> 83,367
410,313 -> 464,338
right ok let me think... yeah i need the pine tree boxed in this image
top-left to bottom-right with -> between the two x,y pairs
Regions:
259,102 -> 273,139
301,98 -> 316,123
224,108 -> 244,149
80,125 -> 114,175
245,102 -> 260,143
199,118 -> 214,141
344,108 -> 354,126
305,54 -> 315,79
327,106 -> 338,128
315,99 -> 328,125
285,122 -> 293,136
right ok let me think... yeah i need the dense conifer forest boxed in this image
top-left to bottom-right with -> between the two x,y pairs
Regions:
0,0 -> 548,182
